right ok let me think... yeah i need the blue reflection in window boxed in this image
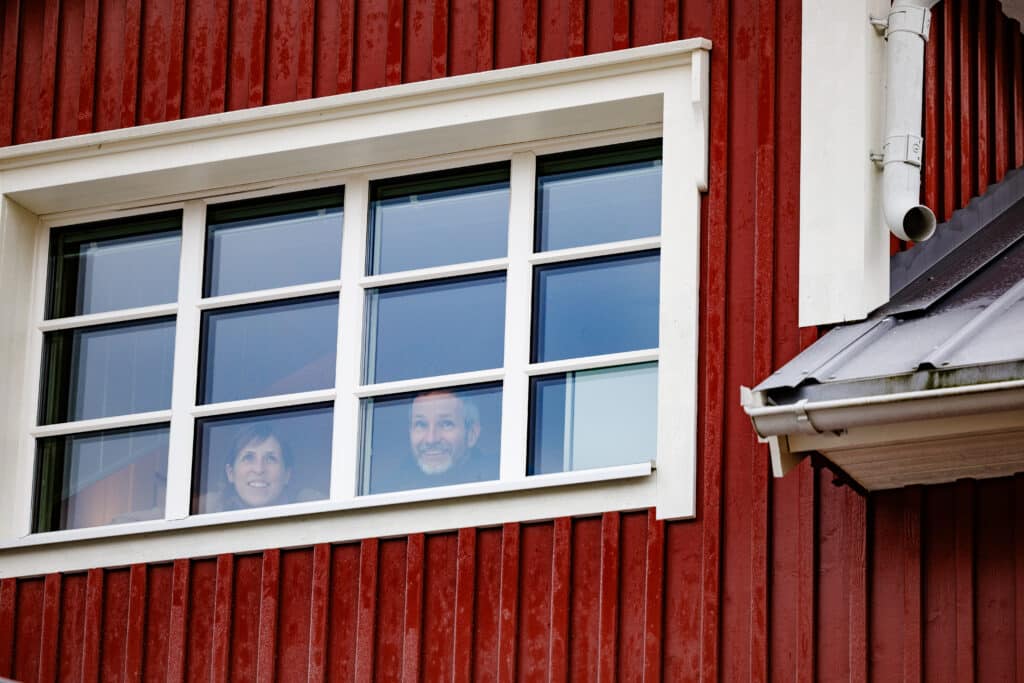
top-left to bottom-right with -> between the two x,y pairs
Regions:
205,190 -> 343,296
532,251 -> 659,362
365,274 -> 506,383
529,363 -> 657,475
47,213 -> 181,318
536,143 -> 661,252
192,404 -> 332,514
34,424 -> 169,531
39,318 -> 176,424
367,164 -> 509,274
199,295 -> 338,404
361,383 -> 502,494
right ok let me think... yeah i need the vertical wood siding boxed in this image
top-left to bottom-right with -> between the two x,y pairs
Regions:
0,1 -> 1022,681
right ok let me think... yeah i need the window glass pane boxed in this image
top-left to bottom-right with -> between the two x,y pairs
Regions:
532,251 -> 659,362
199,295 -> 338,404
365,274 -> 506,383
39,318 -> 176,425
205,187 -> 344,296
536,141 -> 661,252
361,384 -> 501,494
34,424 -> 169,532
192,404 -> 332,514
528,363 -> 657,475
368,164 -> 510,274
47,212 -> 181,319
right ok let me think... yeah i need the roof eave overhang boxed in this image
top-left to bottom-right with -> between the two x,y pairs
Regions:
742,379 -> 1024,490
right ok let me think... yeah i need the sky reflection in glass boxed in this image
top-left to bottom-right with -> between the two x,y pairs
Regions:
34,424 -> 169,532
528,363 -> 657,475
532,251 -> 659,362
365,274 -> 506,383
40,318 -> 176,424
368,165 -> 509,274
200,296 -> 338,404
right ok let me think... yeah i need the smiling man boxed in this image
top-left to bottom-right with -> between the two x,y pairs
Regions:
402,389 -> 496,488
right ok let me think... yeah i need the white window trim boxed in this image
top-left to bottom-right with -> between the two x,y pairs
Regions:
0,39 -> 709,577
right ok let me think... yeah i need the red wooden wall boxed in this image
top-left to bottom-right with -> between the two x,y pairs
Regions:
0,0 -> 1022,681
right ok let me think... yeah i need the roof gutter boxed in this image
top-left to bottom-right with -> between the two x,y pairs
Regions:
879,0 -> 939,241
741,379 -> 1024,477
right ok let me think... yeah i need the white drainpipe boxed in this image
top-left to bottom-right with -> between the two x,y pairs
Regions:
880,0 -> 939,242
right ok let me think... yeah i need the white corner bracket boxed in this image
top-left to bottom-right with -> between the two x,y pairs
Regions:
691,50 -> 710,192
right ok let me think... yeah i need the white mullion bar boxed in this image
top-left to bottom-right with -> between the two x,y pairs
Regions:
358,258 -> 509,289
31,411 -> 173,438
526,349 -> 659,377
38,303 -> 179,332
198,280 -> 341,311
164,200 -> 206,520
355,368 -> 505,399
499,152 -> 536,482
527,236 -> 661,266
332,177 -> 369,501
190,389 -> 337,419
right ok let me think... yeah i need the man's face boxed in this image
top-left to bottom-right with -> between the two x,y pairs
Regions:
226,435 -> 291,507
409,392 -> 480,475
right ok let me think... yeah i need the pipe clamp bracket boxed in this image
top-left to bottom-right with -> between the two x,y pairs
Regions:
886,5 -> 931,40
883,134 -> 923,167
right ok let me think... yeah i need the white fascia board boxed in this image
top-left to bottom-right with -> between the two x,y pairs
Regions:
0,40 -> 709,217
799,0 -> 890,326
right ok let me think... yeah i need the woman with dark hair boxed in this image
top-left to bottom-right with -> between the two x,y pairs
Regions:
221,423 -> 293,510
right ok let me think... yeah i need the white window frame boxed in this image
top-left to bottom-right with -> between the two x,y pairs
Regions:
0,39 -> 709,576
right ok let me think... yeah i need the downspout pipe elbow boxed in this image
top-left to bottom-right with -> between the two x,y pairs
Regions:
881,0 -> 940,242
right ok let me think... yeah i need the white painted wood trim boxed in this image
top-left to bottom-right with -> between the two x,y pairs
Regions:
527,236 -> 661,265
198,281 -> 341,310
359,258 -> 509,288
38,303 -> 179,331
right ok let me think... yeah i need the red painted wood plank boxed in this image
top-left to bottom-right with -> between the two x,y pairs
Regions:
497,522 -> 520,683
266,0 -> 314,104
0,0 -> 20,145
314,0 -> 342,95
902,488 -> 923,683
923,485 -> 957,682
452,528 -> 477,683
472,527 -> 503,680
630,0 -> 662,47
122,565 -> 148,683
959,0 -> 974,206
517,523 -> 553,682
869,490 -> 903,680
230,555 -> 263,682
13,579 -> 43,683
307,544 -> 331,682
75,0 -> 99,134
0,578 -> 17,677
611,0 -> 629,50
596,512 -> 620,682
615,512 -> 646,680
121,0 -> 142,128
955,480 -> 976,683
923,12 -> 940,214
401,534 -> 425,682
422,534 -> 459,682
992,15 -> 1009,182
942,0 -> 956,221
355,0 -> 388,91
816,466 -> 849,682
210,554 -> 234,683
13,0 -> 45,143
568,0 -> 585,57
36,0 -> 59,141
642,510 -> 664,681
385,0 -> 405,85
165,0 -> 186,120
185,559 -> 217,682
298,0 -> 316,99
548,517 -> 571,683
662,0 -> 680,42
98,569 -> 130,682
569,517 -> 601,678
328,543 -> 362,681
846,490 -> 867,683
56,573 -> 86,682
277,549 -> 314,681
431,0 -> 449,78
374,539 -> 408,679
79,569 -> 104,683
448,0 -> 479,76
975,479 -> 1016,682
521,0 -> 539,64
36,573 -> 61,683
1014,29 -> 1024,169
476,0 -> 494,71
183,0 -> 230,117
256,550 -> 281,683
538,0 -> 568,63
54,0 -> 85,138
142,563 -> 173,681
354,538 -> 379,683
403,0 -> 435,83
165,559 -> 191,683
976,0 -> 990,194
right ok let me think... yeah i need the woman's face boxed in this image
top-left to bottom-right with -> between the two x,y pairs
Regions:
226,435 -> 291,507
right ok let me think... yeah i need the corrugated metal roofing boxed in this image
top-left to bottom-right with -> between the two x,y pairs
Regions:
757,166 -> 1024,402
